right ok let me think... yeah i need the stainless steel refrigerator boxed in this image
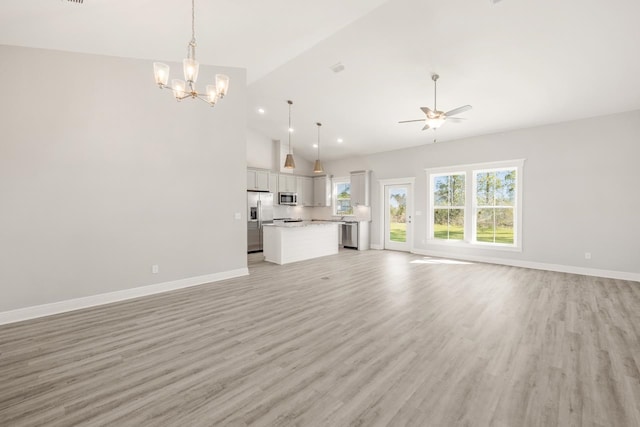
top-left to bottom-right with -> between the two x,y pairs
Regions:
247,191 -> 274,253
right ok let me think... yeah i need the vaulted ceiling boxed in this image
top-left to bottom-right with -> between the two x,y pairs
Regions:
2,0 -> 639,161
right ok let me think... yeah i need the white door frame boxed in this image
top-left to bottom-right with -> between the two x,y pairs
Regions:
379,178 -> 415,252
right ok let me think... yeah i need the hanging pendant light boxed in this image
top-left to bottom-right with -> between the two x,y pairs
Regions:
284,100 -> 296,169
313,122 -> 324,173
152,0 -> 230,107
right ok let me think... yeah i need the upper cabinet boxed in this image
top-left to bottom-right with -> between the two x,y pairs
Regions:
350,170 -> 370,207
296,176 -> 314,206
313,176 -> 331,207
278,173 -> 297,193
247,168 -> 270,191
269,172 -> 279,194
248,169 -> 329,207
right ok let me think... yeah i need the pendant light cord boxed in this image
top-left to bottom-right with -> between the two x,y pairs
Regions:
288,101 -> 293,154
188,0 -> 197,59
317,122 -> 321,159
191,0 -> 196,42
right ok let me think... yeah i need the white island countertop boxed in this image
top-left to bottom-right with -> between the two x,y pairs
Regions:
265,220 -> 344,228
263,221 -> 340,265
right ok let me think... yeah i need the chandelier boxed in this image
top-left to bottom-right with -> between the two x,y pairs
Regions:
153,0 -> 229,106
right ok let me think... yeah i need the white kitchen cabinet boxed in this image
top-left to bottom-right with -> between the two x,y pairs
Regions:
296,176 -> 314,206
313,176 -> 331,207
303,177 -> 314,206
278,173 -> 297,193
269,172 -> 279,194
350,170 -> 370,207
247,169 -> 270,191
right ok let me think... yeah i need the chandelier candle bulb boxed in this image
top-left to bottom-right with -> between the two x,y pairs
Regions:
172,79 -> 186,100
183,58 -> 199,83
206,85 -> 218,104
216,74 -> 229,98
154,62 -> 169,86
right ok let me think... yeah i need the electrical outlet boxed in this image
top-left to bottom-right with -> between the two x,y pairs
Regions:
584,252 -> 591,260
234,212 -> 241,220
152,264 -> 159,274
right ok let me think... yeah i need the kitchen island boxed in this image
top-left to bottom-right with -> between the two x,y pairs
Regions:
263,221 -> 340,265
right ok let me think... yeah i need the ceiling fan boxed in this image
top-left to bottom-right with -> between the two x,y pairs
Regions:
399,74 -> 472,131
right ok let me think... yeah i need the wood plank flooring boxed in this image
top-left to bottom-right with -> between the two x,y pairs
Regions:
1,250 -> 640,426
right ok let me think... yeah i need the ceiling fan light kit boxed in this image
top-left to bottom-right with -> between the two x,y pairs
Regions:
153,0 -> 230,107
399,73 -> 472,133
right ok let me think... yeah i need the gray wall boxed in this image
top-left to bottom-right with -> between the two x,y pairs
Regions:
246,129 -> 314,174
324,110 -> 640,275
0,45 -> 247,312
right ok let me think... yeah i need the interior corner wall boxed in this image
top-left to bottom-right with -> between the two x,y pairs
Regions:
0,45 -> 248,312
246,129 -> 315,175
323,110 -> 640,276
246,129 -> 273,169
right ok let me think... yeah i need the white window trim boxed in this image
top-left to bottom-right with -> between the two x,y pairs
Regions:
332,176 -> 355,216
426,159 -> 525,252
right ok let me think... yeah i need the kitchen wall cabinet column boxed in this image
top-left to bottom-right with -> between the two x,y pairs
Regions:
247,168 -> 270,191
313,175 -> 332,207
302,177 -> 314,206
350,170 -> 370,207
269,172 -> 279,194
278,174 -> 297,193
296,176 -> 313,206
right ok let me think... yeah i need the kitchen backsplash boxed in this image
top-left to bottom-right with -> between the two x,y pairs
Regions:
273,205 -> 371,222
311,205 -> 372,222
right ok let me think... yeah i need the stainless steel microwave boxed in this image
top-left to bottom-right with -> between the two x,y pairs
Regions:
278,192 -> 297,205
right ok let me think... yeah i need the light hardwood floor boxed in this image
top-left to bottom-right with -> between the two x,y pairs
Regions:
1,250 -> 640,426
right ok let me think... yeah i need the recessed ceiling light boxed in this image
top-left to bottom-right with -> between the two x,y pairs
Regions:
313,144 -> 318,148
337,138 -> 344,143
288,128 -> 294,133
257,108 -> 265,114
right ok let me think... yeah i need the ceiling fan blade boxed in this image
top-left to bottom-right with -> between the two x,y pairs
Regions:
398,119 -> 426,124
444,105 -> 472,117
422,124 -> 431,131
420,107 -> 434,116
447,117 -> 466,123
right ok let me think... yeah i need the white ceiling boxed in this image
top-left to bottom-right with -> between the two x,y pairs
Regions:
2,0 -> 639,162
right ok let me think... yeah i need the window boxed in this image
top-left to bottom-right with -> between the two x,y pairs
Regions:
433,173 -> 465,241
427,159 -> 524,250
333,177 -> 353,215
474,169 -> 516,244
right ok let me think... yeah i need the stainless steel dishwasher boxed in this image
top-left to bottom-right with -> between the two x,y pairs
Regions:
341,222 -> 358,249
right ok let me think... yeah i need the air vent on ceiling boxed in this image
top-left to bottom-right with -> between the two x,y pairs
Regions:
330,62 -> 345,73
66,0 -> 84,4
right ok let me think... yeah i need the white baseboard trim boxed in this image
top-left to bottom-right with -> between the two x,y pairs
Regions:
411,249 -> 640,283
370,244 -> 384,250
0,268 -> 249,326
